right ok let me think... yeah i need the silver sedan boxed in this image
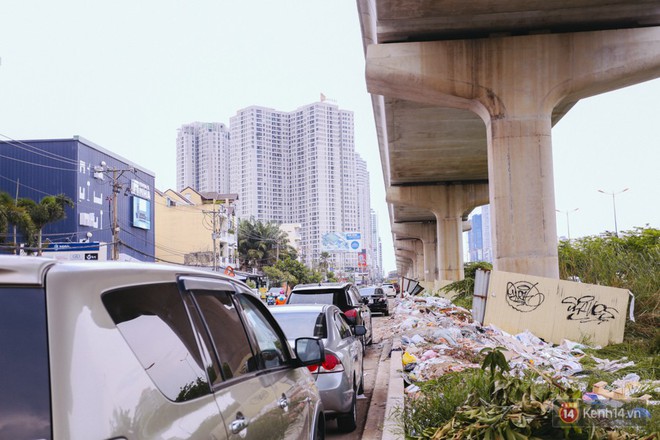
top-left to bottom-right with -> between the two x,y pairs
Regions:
270,304 -> 366,433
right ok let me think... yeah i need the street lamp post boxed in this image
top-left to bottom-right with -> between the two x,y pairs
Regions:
598,188 -> 629,237
556,208 -> 579,240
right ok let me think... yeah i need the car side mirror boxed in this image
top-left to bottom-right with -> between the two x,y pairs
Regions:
362,298 -> 369,304
294,337 -> 325,366
352,325 -> 366,337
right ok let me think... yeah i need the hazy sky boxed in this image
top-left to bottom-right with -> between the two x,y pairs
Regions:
1,1 -> 658,274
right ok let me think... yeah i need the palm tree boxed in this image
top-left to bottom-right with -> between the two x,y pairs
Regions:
319,251 -> 331,279
0,191 -> 34,253
238,218 -> 295,272
18,193 -> 74,255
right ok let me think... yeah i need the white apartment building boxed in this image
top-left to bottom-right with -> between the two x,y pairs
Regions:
228,101 -> 360,270
176,122 -> 231,193
177,101 -> 370,274
355,155 -> 373,274
370,209 -> 383,279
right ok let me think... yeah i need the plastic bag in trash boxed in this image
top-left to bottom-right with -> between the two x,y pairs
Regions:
402,351 -> 418,365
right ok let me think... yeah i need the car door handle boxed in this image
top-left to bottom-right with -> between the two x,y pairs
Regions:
229,412 -> 248,434
278,395 -> 289,411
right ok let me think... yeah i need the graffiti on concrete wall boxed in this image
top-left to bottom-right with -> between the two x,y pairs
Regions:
505,281 -> 546,312
561,295 -> 618,324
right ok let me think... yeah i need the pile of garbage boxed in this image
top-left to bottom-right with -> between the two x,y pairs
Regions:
387,295 -> 658,402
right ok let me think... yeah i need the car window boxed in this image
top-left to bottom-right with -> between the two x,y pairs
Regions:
190,289 -> 257,380
0,287 -> 51,440
334,310 -> 353,339
359,287 -> 375,296
103,283 -> 211,402
288,291 -> 334,305
347,287 -> 361,306
237,295 -> 291,369
272,311 -> 327,340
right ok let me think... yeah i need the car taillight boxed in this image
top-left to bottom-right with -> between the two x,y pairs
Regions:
344,308 -> 357,320
307,353 -> 345,373
321,353 -> 344,372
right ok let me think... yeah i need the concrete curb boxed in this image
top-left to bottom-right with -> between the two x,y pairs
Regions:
381,349 -> 403,440
362,339 -> 393,440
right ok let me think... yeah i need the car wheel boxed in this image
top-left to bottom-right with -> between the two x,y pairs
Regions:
357,360 -> 365,395
385,309 -> 389,317
336,390 -> 357,432
313,413 -> 325,440
367,318 -> 373,345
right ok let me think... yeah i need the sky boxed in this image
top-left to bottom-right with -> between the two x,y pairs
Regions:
1,1 -> 658,275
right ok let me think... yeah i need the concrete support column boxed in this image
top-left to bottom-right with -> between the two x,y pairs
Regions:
392,222 -> 437,282
396,255 -> 412,278
395,239 -> 425,280
396,249 -> 419,279
388,184 -> 488,281
368,27 -> 660,278
488,116 -> 558,277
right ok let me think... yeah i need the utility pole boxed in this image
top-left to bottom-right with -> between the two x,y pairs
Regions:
111,168 -> 120,260
103,165 -> 134,261
204,199 -> 225,271
212,201 -> 218,271
598,188 -> 629,237
13,178 -> 19,255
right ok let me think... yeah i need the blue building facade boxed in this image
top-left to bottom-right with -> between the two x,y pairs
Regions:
0,136 -> 155,261
468,213 -> 484,262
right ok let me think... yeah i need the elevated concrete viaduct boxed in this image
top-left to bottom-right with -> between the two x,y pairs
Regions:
357,1 -> 660,280
395,238 -> 425,279
391,221 -> 437,283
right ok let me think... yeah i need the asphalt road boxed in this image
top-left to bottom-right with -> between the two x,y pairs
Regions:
326,310 -> 392,439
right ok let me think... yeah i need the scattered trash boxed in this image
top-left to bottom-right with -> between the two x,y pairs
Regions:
383,294 -> 655,404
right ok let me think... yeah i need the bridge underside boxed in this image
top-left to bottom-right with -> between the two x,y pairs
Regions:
358,0 -> 660,279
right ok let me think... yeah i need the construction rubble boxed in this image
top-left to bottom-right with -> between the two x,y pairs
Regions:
381,294 -> 659,404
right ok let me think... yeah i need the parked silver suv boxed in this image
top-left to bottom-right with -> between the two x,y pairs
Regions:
0,256 -> 326,440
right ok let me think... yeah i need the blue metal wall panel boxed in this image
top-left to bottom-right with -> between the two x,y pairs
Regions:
0,138 -> 155,261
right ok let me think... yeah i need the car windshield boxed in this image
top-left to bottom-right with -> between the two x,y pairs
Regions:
271,311 -> 326,340
359,287 -> 375,296
287,291 -> 335,305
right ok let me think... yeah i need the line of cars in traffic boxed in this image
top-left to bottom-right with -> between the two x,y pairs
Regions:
0,255 -> 394,439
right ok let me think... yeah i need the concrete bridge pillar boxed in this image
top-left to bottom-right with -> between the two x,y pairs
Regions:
392,222 -> 437,282
388,184 -> 489,281
396,254 -> 413,278
368,28 -> 660,278
396,248 -> 419,279
395,238 -> 425,280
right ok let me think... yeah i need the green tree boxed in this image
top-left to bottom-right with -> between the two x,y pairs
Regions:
0,191 -> 34,253
319,251 -> 331,278
558,226 -> 659,338
18,193 -> 74,256
237,218 -> 296,271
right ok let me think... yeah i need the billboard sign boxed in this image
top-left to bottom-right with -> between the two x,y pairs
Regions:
322,232 -> 362,252
132,196 -> 151,230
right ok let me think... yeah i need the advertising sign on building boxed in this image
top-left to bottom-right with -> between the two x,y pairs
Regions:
42,242 -> 107,261
132,196 -> 151,230
358,249 -> 367,268
131,179 -> 151,200
322,232 -> 362,252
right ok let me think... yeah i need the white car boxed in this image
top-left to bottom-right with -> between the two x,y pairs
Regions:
381,283 -> 397,297
0,255 -> 326,440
